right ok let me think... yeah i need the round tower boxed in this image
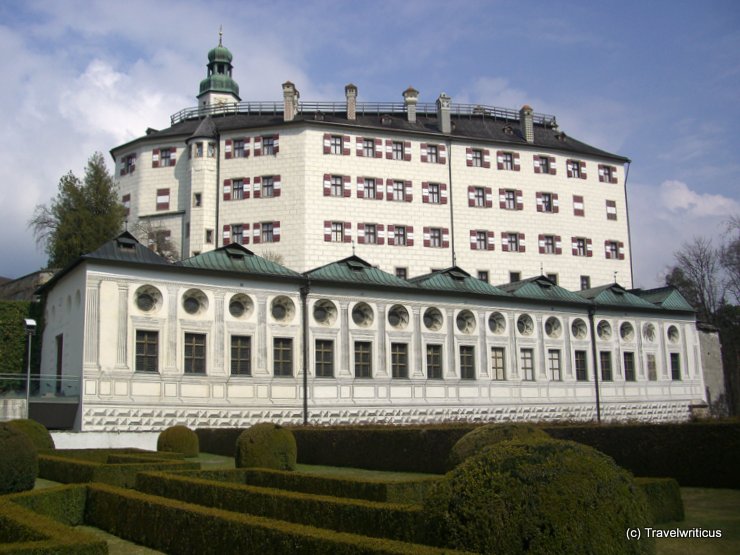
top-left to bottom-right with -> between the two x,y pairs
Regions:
198,29 -> 241,108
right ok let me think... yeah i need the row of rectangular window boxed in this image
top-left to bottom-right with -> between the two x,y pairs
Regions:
223,222 -> 280,245
223,176 -> 281,200
224,135 -> 279,158
136,331 -> 681,381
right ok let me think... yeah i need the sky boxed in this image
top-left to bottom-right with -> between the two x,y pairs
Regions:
0,0 -> 738,288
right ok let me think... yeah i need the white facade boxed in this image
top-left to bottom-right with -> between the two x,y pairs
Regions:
38,238 -> 704,432
112,42 -> 632,291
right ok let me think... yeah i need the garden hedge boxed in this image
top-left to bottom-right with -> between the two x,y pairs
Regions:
0,301 -> 42,380
157,425 -> 199,457
635,477 -> 685,524
235,423 -> 297,470
135,470 -> 425,543
0,423 -> 38,495
86,482 -> 472,555
6,419 -> 55,451
446,423 -> 549,470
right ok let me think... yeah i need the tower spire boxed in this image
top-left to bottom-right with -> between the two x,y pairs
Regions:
218,25 -> 223,46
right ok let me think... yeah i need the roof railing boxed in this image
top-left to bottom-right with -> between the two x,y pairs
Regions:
170,101 -> 557,127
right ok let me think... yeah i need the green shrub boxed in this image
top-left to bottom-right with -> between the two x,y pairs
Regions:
424,438 -> 655,555
157,425 -> 199,457
635,477 -> 685,523
235,423 -> 296,471
446,423 -> 549,470
7,418 -> 55,450
0,422 -> 38,494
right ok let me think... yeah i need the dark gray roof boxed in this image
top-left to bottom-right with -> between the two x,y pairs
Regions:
189,115 -> 218,140
112,110 -> 628,162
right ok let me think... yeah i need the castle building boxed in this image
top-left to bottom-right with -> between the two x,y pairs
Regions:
112,37 -> 632,291
31,38 -> 705,433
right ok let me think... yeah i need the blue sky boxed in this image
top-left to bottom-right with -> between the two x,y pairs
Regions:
0,0 -> 738,287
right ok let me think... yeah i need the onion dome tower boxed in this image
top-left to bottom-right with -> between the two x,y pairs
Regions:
198,28 -> 241,108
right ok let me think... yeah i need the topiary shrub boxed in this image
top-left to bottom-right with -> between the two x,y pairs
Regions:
446,422 -> 549,470
0,422 -> 38,494
157,425 -> 199,457
425,438 -> 655,555
7,418 -> 55,450
635,477 -> 685,523
235,423 -> 296,471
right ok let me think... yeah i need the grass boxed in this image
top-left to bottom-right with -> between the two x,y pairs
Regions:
655,488 -> 740,555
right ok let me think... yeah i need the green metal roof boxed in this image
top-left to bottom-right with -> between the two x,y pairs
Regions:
305,255 -> 412,289
577,283 -> 658,309
630,286 -> 695,312
208,44 -> 233,64
178,243 -> 301,278
409,267 -> 510,297
497,276 -> 590,304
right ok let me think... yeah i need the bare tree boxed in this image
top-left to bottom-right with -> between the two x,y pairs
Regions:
260,249 -> 285,266
666,237 -> 724,322
721,216 -> 740,304
132,221 -> 180,262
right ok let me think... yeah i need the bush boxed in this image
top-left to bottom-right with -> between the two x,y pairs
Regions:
424,438 -> 654,555
635,477 -> 685,523
0,422 -> 38,494
157,425 -> 199,457
235,423 -> 296,471
7,418 -> 56,450
446,423 -> 549,470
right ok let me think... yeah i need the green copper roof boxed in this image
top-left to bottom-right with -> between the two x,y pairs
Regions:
198,39 -> 240,99
199,74 -> 240,97
208,44 -> 233,64
409,267 -> 510,297
631,286 -> 695,312
498,276 -> 590,304
305,256 -> 412,289
178,244 -> 301,278
577,283 -> 657,309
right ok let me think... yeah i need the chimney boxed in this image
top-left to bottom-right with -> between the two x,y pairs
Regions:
437,93 -> 451,133
403,86 -> 419,123
345,83 -> 358,121
519,104 -> 534,143
282,81 -> 299,122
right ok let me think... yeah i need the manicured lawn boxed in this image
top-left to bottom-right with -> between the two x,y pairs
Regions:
656,488 -> 740,555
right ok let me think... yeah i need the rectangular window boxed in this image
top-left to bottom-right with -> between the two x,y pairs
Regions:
624,352 -> 636,382
541,193 -> 553,212
156,189 -> 170,211
161,148 -> 173,166
354,341 -> 372,378
507,234 -> 520,253
231,336 -> 252,376
363,138 -> 375,157
509,271 -> 521,283
330,135 -> 343,154
568,159 -> 582,178
262,176 -> 274,198
193,192 -> 202,207
391,343 -> 409,378
232,179 -> 244,200
580,275 -> 591,290
472,149 -> 483,167
233,139 -> 245,158
575,350 -> 588,381
544,235 -> 555,254
274,338 -> 293,377
135,330 -> 158,372
670,353 -> 681,381
262,136 -> 275,155
395,267 -> 408,279
501,152 -> 513,170
548,349 -> 562,381
607,241 -> 619,259
427,344 -> 443,380
430,228 -> 442,248
195,143 -> 203,158
122,193 -> 131,216
647,354 -> 657,381
576,238 -> 587,257
231,224 -> 243,244
364,178 -> 377,199
474,187 -> 485,207
460,346 -> 476,380
429,183 -> 440,204
208,142 -> 216,157
395,226 -> 408,246
315,340 -> 334,378
491,347 -> 505,380
477,270 -> 489,283
331,222 -> 344,242
427,145 -> 438,163
205,229 -> 214,244
393,180 -> 405,201
606,200 -> 618,220
365,224 -> 377,244
331,175 -> 343,197
521,349 -> 535,381
504,189 -> 516,210
261,222 -> 274,243
600,351 -> 613,382
539,156 -> 551,174
184,333 -> 206,374
546,273 -> 558,285
392,141 -> 404,161
476,231 -> 487,250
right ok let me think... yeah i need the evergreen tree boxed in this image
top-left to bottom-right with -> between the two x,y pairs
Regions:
30,152 -> 125,268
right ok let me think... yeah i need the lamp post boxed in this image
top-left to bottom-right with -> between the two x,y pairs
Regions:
23,318 -> 36,419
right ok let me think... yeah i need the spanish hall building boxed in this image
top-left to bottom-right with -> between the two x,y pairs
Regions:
32,38 -> 706,432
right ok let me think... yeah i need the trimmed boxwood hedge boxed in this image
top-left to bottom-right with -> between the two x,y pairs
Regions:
236,423 -> 297,470
635,477 -> 685,523
157,425 -> 199,457
0,423 -> 38,495
135,470 -> 426,544
6,419 -> 55,451
86,482 -> 472,555
446,423 -> 549,470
